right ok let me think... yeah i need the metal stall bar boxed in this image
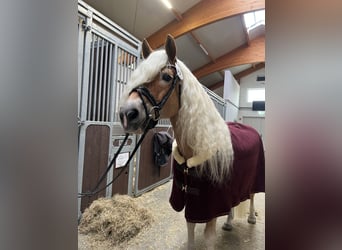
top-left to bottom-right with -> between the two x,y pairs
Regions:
102,40 -> 109,122
86,33 -> 95,120
109,44 -> 118,122
113,48 -> 120,122
124,52 -> 129,91
86,33 -> 115,123
97,38 -> 104,121
78,16 -> 85,119
203,85 -> 227,120
92,35 -> 100,121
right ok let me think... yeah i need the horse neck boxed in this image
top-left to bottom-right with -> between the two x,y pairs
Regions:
170,114 -> 194,160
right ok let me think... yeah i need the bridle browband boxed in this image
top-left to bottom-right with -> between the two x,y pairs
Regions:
78,61 -> 182,199
129,62 -> 181,130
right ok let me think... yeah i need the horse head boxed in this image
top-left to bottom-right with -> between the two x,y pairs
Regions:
119,35 -> 182,134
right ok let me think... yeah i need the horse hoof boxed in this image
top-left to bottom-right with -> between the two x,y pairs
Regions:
222,222 -> 233,231
247,216 -> 256,224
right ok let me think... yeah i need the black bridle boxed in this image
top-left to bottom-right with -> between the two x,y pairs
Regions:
78,62 -> 181,198
129,63 -> 181,130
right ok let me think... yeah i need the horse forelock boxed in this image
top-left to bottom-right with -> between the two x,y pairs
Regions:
120,50 -> 169,105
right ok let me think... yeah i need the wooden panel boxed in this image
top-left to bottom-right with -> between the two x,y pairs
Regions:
111,138 -> 133,196
137,128 -> 173,191
81,125 -> 110,212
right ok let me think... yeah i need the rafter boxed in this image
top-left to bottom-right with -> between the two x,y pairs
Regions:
234,62 -> 265,83
208,62 -> 265,90
147,0 -> 265,48
208,81 -> 224,91
193,35 -> 265,79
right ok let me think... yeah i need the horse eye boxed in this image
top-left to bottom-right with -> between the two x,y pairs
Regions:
162,73 -> 172,82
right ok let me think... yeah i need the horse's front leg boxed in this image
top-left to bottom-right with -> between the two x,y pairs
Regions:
248,193 -> 257,224
204,218 -> 217,250
187,222 -> 196,250
222,208 -> 234,231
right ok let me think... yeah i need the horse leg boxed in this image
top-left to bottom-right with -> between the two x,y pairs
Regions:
222,208 -> 234,231
187,222 -> 196,250
204,218 -> 217,250
247,193 -> 257,224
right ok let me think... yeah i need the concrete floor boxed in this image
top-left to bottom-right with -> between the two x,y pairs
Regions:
78,180 -> 265,250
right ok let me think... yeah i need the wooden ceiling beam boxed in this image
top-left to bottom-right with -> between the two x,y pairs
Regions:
208,81 -> 224,91
193,35 -> 265,79
234,62 -> 265,83
208,62 -> 265,90
147,0 -> 265,48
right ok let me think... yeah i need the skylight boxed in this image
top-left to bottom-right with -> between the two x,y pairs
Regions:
243,9 -> 265,31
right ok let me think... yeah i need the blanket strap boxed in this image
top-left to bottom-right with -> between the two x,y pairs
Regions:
174,163 -> 200,196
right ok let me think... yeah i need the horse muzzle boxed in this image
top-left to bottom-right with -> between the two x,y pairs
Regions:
119,100 -> 147,134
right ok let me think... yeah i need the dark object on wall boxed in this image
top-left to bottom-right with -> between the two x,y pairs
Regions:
257,76 -> 265,81
153,131 -> 173,168
252,101 -> 265,111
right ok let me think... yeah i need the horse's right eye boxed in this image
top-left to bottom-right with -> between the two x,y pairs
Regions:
162,73 -> 172,82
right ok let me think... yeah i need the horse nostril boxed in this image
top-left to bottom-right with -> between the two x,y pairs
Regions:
126,109 -> 139,121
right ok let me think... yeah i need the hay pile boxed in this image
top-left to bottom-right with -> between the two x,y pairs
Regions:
79,194 -> 154,245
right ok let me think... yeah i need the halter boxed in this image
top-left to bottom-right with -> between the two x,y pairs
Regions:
129,62 -> 182,130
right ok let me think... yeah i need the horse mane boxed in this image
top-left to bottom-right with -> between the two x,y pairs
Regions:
121,49 -> 234,183
175,59 -> 234,183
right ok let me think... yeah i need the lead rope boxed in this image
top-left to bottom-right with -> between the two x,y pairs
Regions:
78,129 -> 148,198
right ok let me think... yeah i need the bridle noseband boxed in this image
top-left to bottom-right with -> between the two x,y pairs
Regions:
129,62 -> 182,130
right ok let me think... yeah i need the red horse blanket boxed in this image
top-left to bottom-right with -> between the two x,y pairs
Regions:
169,122 -> 265,223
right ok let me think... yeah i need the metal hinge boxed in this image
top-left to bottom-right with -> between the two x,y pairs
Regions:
77,116 -> 85,127
81,11 -> 93,32
81,19 -> 91,32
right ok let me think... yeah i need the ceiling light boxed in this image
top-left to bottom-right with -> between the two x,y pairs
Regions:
161,0 -> 172,9
199,44 -> 209,55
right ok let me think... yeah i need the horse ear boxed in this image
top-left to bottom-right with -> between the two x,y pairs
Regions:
142,39 -> 153,59
165,34 -> 176,64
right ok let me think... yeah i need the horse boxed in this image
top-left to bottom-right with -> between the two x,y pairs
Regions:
119,34 -> 265,250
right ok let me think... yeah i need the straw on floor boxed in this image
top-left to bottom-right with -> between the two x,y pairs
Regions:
79,194 -> 154,246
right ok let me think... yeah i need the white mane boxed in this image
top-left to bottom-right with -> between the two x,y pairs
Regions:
175,59 -> 234,183
122,50 -> 234,183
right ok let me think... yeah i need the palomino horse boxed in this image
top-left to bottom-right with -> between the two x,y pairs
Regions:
119,35 -> 265,249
